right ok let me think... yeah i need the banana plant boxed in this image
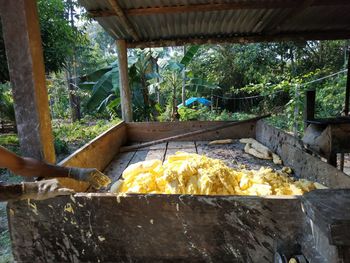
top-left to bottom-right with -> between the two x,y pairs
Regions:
153,45 -> 220,119
79,61 -> 119,113
79,51 -> 160,120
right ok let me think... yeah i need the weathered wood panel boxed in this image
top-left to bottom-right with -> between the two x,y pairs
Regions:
165,142 -> 197,160
1,0 -> 55,163
300,190 -> 350,262
167,141 -> 196,149
56,122 -> 127,191
126,121 -> 256,142
103,151 -> 135,183
256,121 -> 350,188
330,124 -> 350,154
302,190 -> 350,247
129,149 -> 167,164
8,194 -> 303,263
59,121 -> 126,170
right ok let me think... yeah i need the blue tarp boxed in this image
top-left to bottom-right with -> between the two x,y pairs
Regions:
177,97 -> 211,108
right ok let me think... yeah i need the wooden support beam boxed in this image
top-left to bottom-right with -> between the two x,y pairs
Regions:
345,51 -> 350,116
116,40 -> 133,122
88,0 -> 350,17
107,0 -> 140,41
1,0 -> 56,163
342,49 -> 350,172
304,89 -> 316,125
126,30 -> 350,49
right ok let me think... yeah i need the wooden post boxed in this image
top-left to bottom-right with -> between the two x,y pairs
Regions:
304,89 -> 316,129
340,50 -> 350,171
116,40 -> 133,122
345,51 -> 350,116
1,0 -> 56,163
293,84 -> 300,137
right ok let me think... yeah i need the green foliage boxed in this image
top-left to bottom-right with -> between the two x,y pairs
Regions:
52,118 -> 121,153
177,106 -> 255,121
0,82 -> 15,122
180,46 -> 200,66
38,0 -> 78,73
47,73 -> 71,119
0,134 -> 18,146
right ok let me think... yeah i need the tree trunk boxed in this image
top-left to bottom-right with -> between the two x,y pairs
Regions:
141,75 -> 150,120
181,46 -> 186,107
66,0 -> 81,122
155,59 -> 160,104
172,81 -> 177,121
66,71 -> 81,122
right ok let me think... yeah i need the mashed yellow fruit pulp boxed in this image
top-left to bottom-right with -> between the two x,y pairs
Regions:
111,151 -> 326,196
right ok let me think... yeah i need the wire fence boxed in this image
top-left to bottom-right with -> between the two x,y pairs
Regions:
211,69 -> 348,116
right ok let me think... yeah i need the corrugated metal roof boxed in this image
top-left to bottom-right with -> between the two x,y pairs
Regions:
78,0 -> 350,47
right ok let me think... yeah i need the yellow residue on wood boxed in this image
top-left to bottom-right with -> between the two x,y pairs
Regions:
64,203 -> 74,214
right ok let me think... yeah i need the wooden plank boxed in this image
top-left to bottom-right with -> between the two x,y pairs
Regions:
1,0 -> 55,163
130,149 -> 167,164
126,120 -> 256,142
117,40 -> 133,122
330,124 -> 350,154
345,52 -> 350,116
8,194 -> 303,262
300,213 -> 338,263
103,151 -> 135,183
56,122 -> 127,191
304,89 -> 316,123
128,142 -> 167,150
167,141 -> 196,149
256,121 -> 350,188
196,141 -> 236,167
164,143 -> 197,160
59,121 -> 127,170
302,189 -> 350,246
107,0 -> 139,41
126,30 -> 350,49
127,143 -> 168,166
122,116 -> 267,152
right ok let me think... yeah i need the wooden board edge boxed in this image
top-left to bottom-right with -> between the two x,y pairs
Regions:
59,121 -> 126,167
256,120 -> 350,188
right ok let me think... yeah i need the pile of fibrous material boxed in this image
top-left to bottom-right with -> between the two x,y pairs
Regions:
110,152 -> 327,196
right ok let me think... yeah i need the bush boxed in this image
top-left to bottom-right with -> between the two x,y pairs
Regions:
178,106 -> 255,121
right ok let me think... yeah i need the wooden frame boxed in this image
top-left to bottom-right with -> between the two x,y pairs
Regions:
1,0 -> 55,163
8,120 -> 350,262
126,31 -> 350,49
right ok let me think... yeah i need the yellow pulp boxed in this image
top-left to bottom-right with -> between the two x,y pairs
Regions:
112,151 -> 326,196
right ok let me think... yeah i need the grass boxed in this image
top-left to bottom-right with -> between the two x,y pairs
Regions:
0,118 -> 121,262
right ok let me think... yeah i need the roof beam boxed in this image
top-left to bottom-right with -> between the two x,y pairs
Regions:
88,0 -> 350,18
107,0 -> 140,41
126,31 -> 350,49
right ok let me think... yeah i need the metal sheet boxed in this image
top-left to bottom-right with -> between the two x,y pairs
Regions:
78,0 -> 350,45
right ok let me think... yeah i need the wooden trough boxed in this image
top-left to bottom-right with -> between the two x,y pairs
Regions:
7,120 -> 350,262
